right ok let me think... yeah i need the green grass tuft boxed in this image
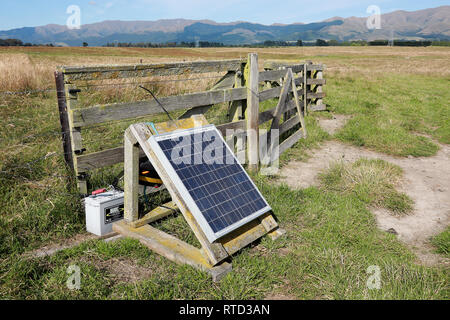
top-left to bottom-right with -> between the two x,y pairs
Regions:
319,158 -> 413,215
431,227 -> 450,257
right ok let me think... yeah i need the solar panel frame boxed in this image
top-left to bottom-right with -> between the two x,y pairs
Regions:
148,124 -> 271,243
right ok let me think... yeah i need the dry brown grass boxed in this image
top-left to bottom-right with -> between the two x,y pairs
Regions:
77,72 -> 222,106
1,46 -> 449,94
0,54 -> 52,92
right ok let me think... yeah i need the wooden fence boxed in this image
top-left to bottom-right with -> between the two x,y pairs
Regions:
55,53 -> 326,194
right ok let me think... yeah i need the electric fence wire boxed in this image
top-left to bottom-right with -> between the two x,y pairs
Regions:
77,74 -> 224,89
0,74 -> 224,96
0,150 -> 69,175
0,148 -> 122,199
1,136 -> 129,191
0,88 -> 55,96
5,75 -> 231,144
0,72 -> 251,191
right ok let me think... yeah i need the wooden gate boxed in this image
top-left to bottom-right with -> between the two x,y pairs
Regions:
54,53 -> 326,194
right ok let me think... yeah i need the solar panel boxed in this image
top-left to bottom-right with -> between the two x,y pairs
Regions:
148,125 -> 271,242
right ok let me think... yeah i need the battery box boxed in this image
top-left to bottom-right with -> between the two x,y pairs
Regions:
84,190 -> 124,236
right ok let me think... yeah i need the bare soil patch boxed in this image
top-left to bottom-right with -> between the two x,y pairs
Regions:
279,138 -> 450,266
24,232 -> 120,258
317,114 -> 352,135
79,253 -> 154,284
264,292 -> 297,300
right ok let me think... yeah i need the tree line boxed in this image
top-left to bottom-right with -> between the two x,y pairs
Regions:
0,38 -> 54,47
1,37 -> 449,47
104,39 -> 444,48
104,41 -> 225,48
313,39 -> 435,46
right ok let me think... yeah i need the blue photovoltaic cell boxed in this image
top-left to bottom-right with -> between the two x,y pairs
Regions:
155,128 -> 269,235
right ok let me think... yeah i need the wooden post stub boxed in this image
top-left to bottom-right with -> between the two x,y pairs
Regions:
245,53 -> 259,172
54,71 -> 73,169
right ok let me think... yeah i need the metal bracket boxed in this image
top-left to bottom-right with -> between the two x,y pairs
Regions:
74,148 -> 86,155
69,88 -> 81,94
77,172 -> 88,180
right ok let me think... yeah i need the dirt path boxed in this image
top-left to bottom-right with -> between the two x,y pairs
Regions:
316,114 -> 352,135
24,232 -> 121,258
279,116 -> 450,266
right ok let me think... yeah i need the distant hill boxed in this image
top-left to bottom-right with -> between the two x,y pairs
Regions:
323,6 -> 450,41
0,6 -> 448,46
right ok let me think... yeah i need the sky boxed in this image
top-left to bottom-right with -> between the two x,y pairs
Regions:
0,0 -> 448,30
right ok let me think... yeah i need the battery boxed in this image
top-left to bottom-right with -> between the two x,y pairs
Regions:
84,190 -> 124,236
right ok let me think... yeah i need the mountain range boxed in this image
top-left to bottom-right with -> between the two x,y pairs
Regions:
0,6 -> 449,46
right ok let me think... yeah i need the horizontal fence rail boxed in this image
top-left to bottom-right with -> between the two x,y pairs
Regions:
55,55 -> 326,194
71,87 -> 247,127
62,59 -> 246,82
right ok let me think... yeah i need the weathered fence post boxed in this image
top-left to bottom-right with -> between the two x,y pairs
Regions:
124,129 -> 139,223
303,61 -> 312,115
245,53 -> 259,172
314,68 -> 323,109
66,83 -> 88,194
54,71 -> 73,169
228,63 -> 246,163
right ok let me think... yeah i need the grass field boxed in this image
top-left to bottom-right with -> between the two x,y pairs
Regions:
0,46 -> 449,299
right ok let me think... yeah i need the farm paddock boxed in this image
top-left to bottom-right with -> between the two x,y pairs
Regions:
0,46 -> 449,299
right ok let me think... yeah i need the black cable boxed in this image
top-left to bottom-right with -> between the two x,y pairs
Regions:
138,85 -> 174,123
111,170 -> 124,191
142,193 -> 177,215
